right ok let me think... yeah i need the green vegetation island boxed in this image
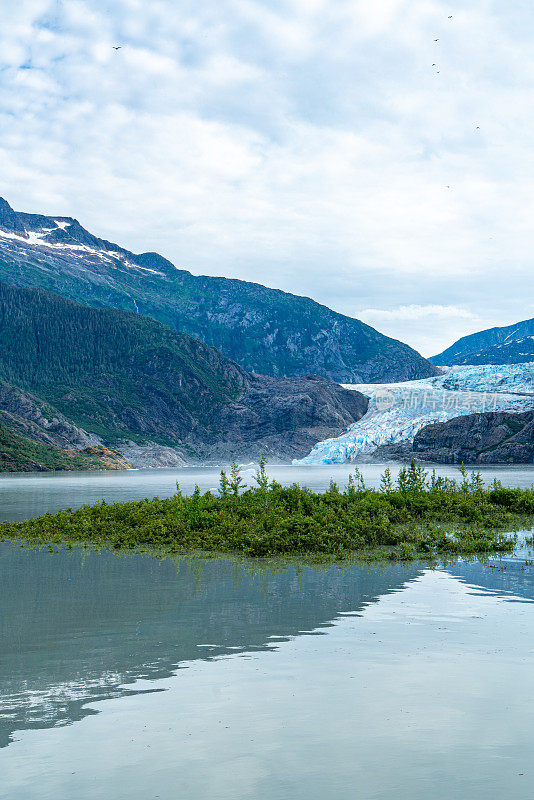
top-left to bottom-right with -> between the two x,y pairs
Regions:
2,461 -> 533,562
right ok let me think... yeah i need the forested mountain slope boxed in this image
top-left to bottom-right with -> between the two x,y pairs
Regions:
0,281 -> 368,462
0,197 -> 436,383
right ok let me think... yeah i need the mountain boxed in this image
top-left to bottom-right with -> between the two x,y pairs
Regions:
0,281 -> 368,463
0,197 -> 436,383
432,317 -> 534,366
412,409 -> 534,464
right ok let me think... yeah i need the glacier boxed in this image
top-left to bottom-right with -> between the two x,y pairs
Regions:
298,363 -> 534,464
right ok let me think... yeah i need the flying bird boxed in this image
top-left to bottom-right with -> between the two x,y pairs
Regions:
448,15 -> 453,19
434,38 -> 439,42
113,46 -> 122,50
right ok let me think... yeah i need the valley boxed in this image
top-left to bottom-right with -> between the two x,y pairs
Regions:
0,197 -> 531,470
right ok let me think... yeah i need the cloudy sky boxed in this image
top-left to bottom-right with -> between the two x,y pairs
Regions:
1,0 -> 532,356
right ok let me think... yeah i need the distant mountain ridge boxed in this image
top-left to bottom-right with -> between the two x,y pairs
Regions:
432,317 -> 534,366
0,197 -> 437,383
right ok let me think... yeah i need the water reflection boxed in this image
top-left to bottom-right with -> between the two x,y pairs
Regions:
3,545 -> 534,800
446,551 -> 534,604
0,543 -> 421,748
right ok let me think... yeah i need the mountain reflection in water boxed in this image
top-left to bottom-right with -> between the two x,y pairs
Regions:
3,540 -> 534,800
0,544 -> 421,747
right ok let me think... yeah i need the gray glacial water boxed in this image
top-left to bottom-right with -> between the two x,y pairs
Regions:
0,461 -> 533,522
1,541 -> 534,799
1,465 -> 534,799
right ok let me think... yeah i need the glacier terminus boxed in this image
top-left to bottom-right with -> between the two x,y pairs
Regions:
298,364 -> 534,464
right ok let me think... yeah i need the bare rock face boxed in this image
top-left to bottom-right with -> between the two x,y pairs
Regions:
110,378 -> 369,466
412,410 -> 534,464
0,382 -> 101,450
372,439 -> 415,462
115,442 -> 187,469
98,377 -> 368,466
0,198 -> 26,236
76,447 -> 132,470
201,375 -> 369,462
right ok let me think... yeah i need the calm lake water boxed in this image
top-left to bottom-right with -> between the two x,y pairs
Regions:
1,464 -> 534,799
0,461 -> 533,522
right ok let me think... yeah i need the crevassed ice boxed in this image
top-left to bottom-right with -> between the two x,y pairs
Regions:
298,363 -> 534,464
426,363 -> 534,395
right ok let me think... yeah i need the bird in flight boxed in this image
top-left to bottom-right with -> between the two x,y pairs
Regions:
434,38 -> 439,42
448,15 -> 453,19
113,46 -> 122,50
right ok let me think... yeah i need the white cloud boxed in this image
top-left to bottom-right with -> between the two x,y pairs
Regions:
0,0 -> 532,355
362,305 -> 479,322
358,305 -> 487,356
356,303 -> 528,358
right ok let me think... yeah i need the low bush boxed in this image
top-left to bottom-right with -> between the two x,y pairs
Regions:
1,459 -> 532,562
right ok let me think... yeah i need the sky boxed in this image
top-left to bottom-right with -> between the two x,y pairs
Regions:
0,0 -> 532,357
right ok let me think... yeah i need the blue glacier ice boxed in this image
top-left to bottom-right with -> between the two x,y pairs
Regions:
298,363 -> 534,464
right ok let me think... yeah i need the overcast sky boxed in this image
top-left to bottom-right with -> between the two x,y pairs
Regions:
1,1 -> 532,356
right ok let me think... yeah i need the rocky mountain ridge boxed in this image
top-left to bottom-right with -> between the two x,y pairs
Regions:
412,410 -> 534,464
432,317 -> 534,366
374,407 -> 534,465
0,197 -> 437,383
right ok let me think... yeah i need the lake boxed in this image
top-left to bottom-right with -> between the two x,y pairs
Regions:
1,464 -> 534,799
0,461 -> 533,522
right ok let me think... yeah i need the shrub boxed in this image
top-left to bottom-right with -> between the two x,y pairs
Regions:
1,463 -> 530,563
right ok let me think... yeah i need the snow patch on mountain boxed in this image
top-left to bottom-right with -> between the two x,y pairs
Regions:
298,363 -> 534,464
0,226 -> 165,276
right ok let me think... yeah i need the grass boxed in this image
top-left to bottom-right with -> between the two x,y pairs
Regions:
1,460 -> 533,563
